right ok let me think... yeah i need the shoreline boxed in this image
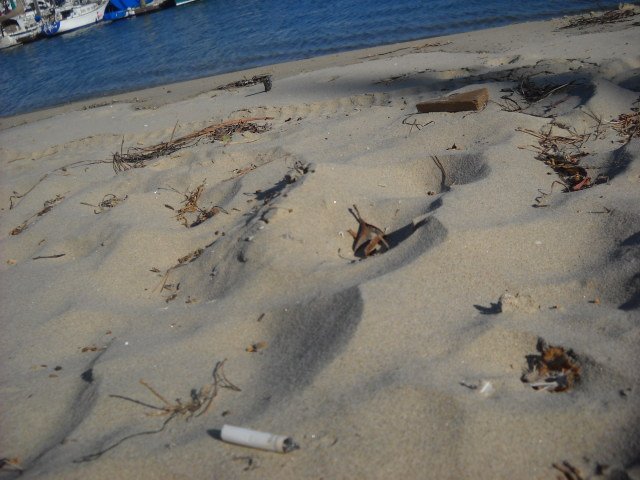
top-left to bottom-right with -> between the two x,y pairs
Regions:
0,12 -> 606,131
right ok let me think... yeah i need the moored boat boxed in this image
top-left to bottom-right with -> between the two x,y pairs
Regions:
41,0 -> 107,36
0,0 -> 45,49
103,0 -> 170,22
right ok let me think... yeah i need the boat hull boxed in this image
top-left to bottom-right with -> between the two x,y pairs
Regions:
1,17 -> 40,49
41,1 -> 107,36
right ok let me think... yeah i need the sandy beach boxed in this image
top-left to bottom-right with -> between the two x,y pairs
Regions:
1,7 -> 639,479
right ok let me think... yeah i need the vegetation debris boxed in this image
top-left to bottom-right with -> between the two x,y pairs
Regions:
112,117 -> 272,171
348,205 -> 389,257
561,5 -> 638,29
80,194 -> 128,214
10,194 -> 65,236
215,74 -> 273,92
165,180 -> 228,228
517,126 -> 606,192
609,110 -> 639,143
522,338 -> 581,392
77,360 -> 240,462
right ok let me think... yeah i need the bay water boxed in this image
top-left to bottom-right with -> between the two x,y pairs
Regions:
0,0 -> 622,117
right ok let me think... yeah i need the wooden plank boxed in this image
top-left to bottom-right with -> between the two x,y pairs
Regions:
416,88 -> 489,113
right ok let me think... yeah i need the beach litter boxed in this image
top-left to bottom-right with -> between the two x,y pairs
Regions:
219,425 -> 299,453
416,87 -> 489,113
348,204 -> 389,257
522,338 -> 581,392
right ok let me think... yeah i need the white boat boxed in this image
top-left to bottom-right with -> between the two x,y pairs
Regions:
0,0 -> 45,49
41,0 -> 107,36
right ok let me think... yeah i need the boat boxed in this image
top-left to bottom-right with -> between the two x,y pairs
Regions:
103,0 -> 170,22
40,0 -> 107,36
0,0 -> 45,49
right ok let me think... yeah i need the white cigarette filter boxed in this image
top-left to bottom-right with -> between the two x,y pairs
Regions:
220,425 -> 299,453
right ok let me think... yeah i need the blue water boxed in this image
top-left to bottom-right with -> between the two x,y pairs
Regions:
0,0 -> 625,117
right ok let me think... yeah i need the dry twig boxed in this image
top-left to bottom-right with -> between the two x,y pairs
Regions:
112,117 -> 272,172
609,111 -> 640,143
165,180 -> 228,228
76,360 -> 240,462
80,194 -> 128,214
10,194 -> 65,236
517,126 -> 604,192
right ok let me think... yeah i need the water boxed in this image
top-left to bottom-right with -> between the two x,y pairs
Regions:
0,0 -> 624,117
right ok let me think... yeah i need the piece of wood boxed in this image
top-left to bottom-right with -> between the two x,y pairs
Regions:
416,88 -> 489,113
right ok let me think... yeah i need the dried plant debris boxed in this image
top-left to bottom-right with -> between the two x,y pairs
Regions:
216,74 -> 273,92
609,110 -> 640,143
522,338 -> 581,392
80,194 -> 128,214
113,117 -> 272,171
348,205 -> 389,257
552,461 -> 585,480
10,194 -> 65,236
561,5 -> 638,29
77,360 -> 240,462
517,126 -> 606,192
246,341 -> 267,353
166,180 -> 228,228
0,457 -> 23,473
153,247 -> 205,300
284,161 -> 316,184
498,77 -> 574,111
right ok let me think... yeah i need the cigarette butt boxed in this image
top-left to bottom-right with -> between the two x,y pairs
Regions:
220,425 -> 299,453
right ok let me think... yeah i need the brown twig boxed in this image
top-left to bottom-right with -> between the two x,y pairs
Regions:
112,117 -> 272,172
10,194 -> 65,236
76,360 -> 240,463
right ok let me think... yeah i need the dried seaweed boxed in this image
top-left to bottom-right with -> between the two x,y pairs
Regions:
165,180 -> 228,228
517,126 -> 605,192
609,110 -> 640,143
348,205 -> 389,257
215,74 -> 272,92
154,247 -> 205,295
522,338 -> 581,392
561,6 -> 638,29
496,77 -> 574,112
76,360 -> 240,463
10,194 -> 65,236
112,117 -> 272,172
80,194 -> 128,214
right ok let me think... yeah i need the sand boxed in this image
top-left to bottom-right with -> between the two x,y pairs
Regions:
1,7 -> 639,479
